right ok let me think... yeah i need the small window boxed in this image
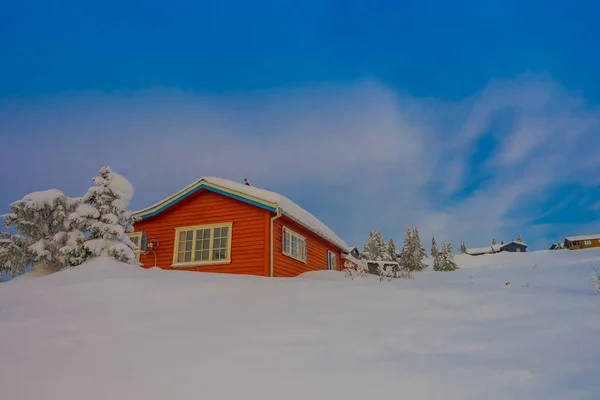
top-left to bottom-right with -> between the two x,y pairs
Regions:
173,223 -> 233,267
282,227 -> 307,263
584,240 -> 592,245
328,251 -> 337,270
126,232 -> 146,262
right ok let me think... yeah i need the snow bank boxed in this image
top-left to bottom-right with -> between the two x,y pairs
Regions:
1,251 -> 600,400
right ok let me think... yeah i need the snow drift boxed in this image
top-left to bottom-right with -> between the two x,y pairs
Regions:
1,250 -> 599,400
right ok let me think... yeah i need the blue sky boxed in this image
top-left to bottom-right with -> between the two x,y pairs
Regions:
1,0 -> 600,250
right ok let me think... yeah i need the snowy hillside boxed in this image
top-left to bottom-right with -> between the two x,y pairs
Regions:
1,250 -> 599,400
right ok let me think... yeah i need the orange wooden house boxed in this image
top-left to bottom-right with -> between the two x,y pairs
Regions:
127,177 -> 356,277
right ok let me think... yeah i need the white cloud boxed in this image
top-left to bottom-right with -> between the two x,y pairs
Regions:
0,75 -> 598,250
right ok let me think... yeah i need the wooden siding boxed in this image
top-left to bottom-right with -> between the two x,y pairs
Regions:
565,238 -> 600,250
500,242 -> 527,253
272,215 -> 342,277
132,189 -> 270,276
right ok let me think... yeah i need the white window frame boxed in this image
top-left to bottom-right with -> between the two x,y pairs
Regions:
126,232 -> 144,262
327,251 -> 337,270
172,222 -> 233,267
282,227 -> 307,263
584,240 -> 592,245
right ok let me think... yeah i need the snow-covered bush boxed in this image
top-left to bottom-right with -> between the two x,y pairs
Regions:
344,260 -> 368,280
70,166 -> 138,264
396,268 -> 415,280
2,189 -> 80,274
589,268 -> 600,293
377,262 -> 395,282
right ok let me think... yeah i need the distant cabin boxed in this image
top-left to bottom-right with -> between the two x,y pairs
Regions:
127,177 -> 353,277
466,241 -> 528,256
563,235 -> 600,250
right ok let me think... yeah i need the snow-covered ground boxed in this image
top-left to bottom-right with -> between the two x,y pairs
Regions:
1,249 -> 599,400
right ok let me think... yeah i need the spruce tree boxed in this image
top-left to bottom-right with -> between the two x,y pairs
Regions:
3,189 -> 79,273
70,166 -> 138,264
0,232 -> 34,278
431,236 -> 438,258
460,242 -> 467,254
387,238 -> 398,262
492,238 -> 497,245
401,227 -> 426,272
516,234 -> 524,243
437,242 -> 458,271
413,227 -> 426,270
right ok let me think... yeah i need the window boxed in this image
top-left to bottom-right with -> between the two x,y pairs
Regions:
328,251 -> 337,270
282,227 -> 307,263
515,248 -> 521,252
584,240 -> 592,245
172,223 -> 233,266
126,232 -> 146,262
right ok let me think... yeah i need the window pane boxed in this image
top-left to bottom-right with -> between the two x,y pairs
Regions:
194,228 -> 212,261
130,236 -> 139,246
212,225 -> 229,261
177,230 -> 194,263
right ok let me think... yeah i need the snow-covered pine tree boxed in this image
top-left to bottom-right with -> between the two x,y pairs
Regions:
70,166 -> 138,264
516,234 -> 524,243
3,189 -> 79,274
413,227 -> 426,261
401,227 -> 426,272
432,248 -> 442,271
437,242 -> 458,271
387,238 -> 398,262
460,242 -> 467,254
431,236 -> 438,258
387,238 -> 400,276
492,238 -> 497,245
360,230 -> 390,262
360,231 -> 377,261
0,232 -> 34,278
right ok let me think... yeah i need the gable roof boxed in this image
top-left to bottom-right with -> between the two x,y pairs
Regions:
133,177 -> 349,251
466,241 -> 528,255
565,234 -> 600,242
500,241 -> 528,248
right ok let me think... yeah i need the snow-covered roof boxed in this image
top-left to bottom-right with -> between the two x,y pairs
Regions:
134,177 -> 349,251
500,241 -> 528,248
466,247 -> 496,255
466,241 -> 528,255
565,234 -> 600,242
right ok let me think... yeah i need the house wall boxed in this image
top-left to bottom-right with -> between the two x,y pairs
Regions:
565,238 -> 600,250
272,215 -> 342,277
132,189 -> 271,276
500,243 -> 527,253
